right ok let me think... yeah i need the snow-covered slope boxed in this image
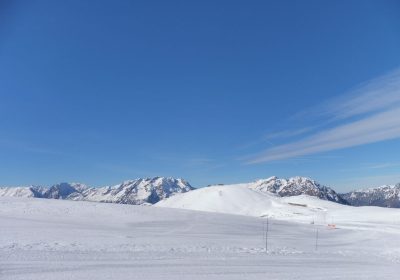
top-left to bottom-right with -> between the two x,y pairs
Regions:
70,177 -> 193,204
1,197 -> 400,280
248,176 -> 348,204
342,183 -> 400,207
156,184 -> 336,224
157,184 -> 281,217
155,184 -> 326,222
156,184 -> 400,230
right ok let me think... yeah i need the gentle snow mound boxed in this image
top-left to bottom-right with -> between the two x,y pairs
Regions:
157,185 -> 278,216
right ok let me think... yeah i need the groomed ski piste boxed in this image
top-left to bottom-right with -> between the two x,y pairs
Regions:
1,183 -> 400,279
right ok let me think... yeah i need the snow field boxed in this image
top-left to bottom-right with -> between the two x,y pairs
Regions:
1,196 -> 400,279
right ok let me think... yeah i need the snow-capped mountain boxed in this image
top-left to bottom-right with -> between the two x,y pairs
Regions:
341,183 -> 400,208
0,177 -> 193,205
1,176 -> 374,207
69,177 -> 193,204
0,183 -> 88,199
0,185 -> 39,198
234,176 -> 348,204
41,183 -> 89,199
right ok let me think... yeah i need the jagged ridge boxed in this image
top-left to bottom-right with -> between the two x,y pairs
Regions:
341,183 -> 400,207
69,177 -> 193,204
0,177 -> 193,205
9,176 -> 400,207
237,176 -> 348,204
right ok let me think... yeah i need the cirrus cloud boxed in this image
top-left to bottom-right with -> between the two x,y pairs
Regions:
246,68 -> 400,164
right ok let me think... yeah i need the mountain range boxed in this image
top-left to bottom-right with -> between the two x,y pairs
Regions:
0,177 -> 193,205
1,176 -> 399,208
341,184 -> 400,208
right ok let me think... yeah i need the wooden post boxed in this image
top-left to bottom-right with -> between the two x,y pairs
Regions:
265,217 -> 269,252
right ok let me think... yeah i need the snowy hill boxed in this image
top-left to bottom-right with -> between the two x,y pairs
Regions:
156,184 -> 325,219
156,184 -> 400,228
0,177 -> 193,205
157,184 -> 282,217
342,183 -> 400,207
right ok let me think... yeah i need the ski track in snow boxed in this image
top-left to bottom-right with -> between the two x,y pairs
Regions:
1,197 -> 400,279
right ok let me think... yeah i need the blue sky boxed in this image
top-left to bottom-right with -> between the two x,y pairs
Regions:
1,0 -> 400,191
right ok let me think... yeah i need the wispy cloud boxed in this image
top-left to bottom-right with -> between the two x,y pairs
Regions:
321,69 -> 400,120
236,127 -> 315,151
263,127 -> 316,140
368,162 -> 400,169
245,68 -> 400,164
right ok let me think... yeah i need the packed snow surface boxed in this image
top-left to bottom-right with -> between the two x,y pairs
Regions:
1,194 -> 400,280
